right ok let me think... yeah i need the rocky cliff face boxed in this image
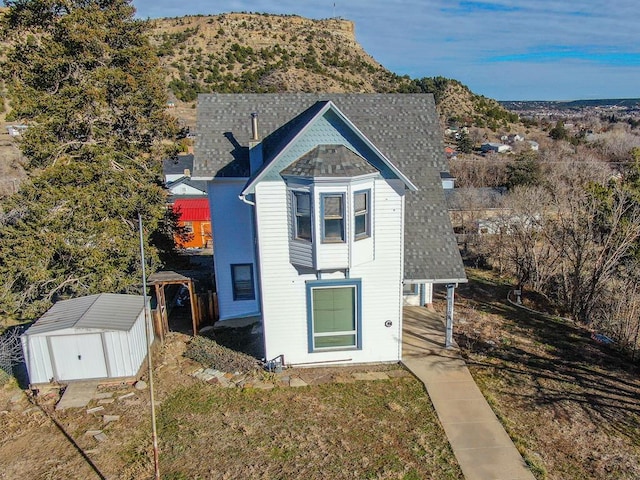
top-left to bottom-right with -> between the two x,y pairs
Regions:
150,13 -> 412,99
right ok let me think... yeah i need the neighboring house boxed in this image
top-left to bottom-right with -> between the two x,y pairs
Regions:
481,142 -> 512,154
501,133 -> 525,143
166,176 -> 208,197
445,187 -> 508,237
477,213 -> 541,235
170,198 -> 212,249
440,171 -> 456,190
21,294 -> 150,384
192,94 -> 466,366
444,146 -> 458,160
6,125 -> 27,137
163,153 -> 212,249
528,140 -> 539,151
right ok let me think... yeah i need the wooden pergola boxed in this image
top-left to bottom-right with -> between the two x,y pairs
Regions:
147,270 -> 200,340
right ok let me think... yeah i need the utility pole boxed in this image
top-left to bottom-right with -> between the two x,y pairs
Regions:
138,212 -> 160,480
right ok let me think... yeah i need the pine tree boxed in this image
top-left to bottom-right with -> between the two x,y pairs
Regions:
0,0 -> 178,319
456,131 -> 473,154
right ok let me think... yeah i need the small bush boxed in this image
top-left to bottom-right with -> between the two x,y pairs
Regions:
184,335 -> 259,373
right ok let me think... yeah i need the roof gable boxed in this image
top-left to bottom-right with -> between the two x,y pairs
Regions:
241,100 -> 416,195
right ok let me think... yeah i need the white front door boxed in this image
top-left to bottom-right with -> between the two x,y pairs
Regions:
50,334 -> 108,381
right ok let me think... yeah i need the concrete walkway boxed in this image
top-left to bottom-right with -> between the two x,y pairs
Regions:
402,307 -> 536,480
55,380 -> 101,410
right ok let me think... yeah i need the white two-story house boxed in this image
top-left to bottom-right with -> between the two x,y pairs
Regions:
193,94 -> 466,366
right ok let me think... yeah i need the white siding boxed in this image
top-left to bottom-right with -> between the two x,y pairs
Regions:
127,310 -> 150,375
209,179 -> 260,320
290,239 -> 314,268
102,311 -> 148,377
256,178 -> 405,365
350,180 -> 375,267
21,335 -> 53,384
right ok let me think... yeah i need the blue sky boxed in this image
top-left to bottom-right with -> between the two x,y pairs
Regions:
134,0 -> 639,101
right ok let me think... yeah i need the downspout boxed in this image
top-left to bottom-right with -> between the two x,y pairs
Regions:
239,193 -> 255,206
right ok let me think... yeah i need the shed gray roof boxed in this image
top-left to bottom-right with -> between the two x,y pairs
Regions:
281,144 -> 378,178
24,294 -> 144,336
194,94 -> 466,283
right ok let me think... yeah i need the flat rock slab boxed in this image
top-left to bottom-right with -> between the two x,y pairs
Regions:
289,377 -> 308,388
55,381 -> 101,411
103,415 -> 120,424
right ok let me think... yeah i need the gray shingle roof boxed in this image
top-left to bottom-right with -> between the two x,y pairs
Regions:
194,94 -> 466,283
281,144 -> 378,178
24,294 -> 145,336
163,154 -> 194,177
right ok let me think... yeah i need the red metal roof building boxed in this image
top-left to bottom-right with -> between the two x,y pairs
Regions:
171,198 -> 212,249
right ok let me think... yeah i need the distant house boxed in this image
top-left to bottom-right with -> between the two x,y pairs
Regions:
192,94 -> 466,366
481,142 -> 512,154
444,146 -> 458,160
6,125 -> 27,137
170,198 -> 212,249
445,187 -> 508,235
166,176 -> 207,197
163,153 -> 211,249
477,213 -> 541,235
440,171 -> 456,190
21,294 -> 150,384
528,140 -> 539,151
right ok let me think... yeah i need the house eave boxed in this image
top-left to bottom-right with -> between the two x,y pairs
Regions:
404,277 -> 469,284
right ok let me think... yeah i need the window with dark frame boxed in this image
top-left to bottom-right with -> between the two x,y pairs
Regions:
354,190 -> 370,239
293,191 -> 312,241
322,193 -> 345,242
307,281 -> 361,351
231,264 -> 255,301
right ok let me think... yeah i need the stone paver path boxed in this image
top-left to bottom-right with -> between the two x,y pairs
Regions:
402,307 -> 536,480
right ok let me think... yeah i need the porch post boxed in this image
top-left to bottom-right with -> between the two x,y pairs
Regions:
445,283 -> 456,348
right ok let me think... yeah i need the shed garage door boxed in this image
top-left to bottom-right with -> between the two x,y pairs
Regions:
50,334 -> 108,380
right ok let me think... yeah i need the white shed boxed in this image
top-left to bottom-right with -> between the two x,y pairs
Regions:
21,294 -> 151,384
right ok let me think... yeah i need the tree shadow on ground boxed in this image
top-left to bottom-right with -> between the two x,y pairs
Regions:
448,273 -> 640,444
